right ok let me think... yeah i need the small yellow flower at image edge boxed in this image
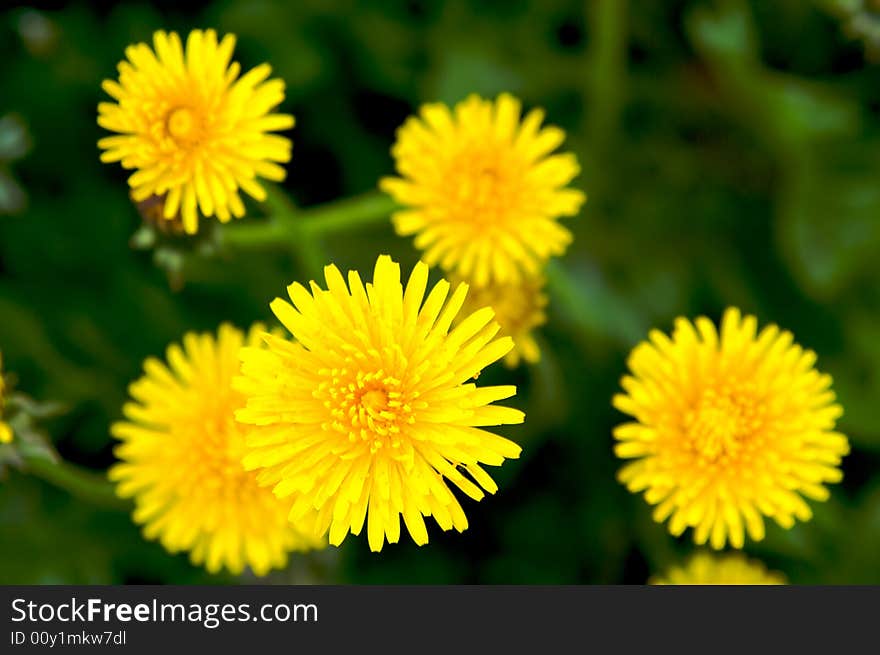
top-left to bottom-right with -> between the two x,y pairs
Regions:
235,255 -> 525,552
613,307 -> 849,549
109,323 -> 325,577
0,352 -> 12,444
98,29 -> 294,234
650,552 -> 786,585
381,93 -> 586,288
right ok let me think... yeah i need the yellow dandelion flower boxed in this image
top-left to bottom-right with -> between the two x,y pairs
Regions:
452,274 -> 547,368
235,255 -> 525,552
98,29 -> 294,234
380,93 -> 586,288
109,323 -> 323,576
614,307 -> 849,549
650,552 -> 785,585
0,352 -> 12,444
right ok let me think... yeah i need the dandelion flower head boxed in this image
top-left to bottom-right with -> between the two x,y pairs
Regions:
98,29 -> 294,234
380,93 -> 585,288
110,323 -> 323,576
452,273 -> 547,367
650,552 -> 785,585
236,255 -> 525,552
614,307 -> 849,549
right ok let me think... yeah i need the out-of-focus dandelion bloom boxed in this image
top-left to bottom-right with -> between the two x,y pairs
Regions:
650,552 -> 785,585
98,29 -> 294,234
109,324 -> 323,576
236,255 -> 524,552
453,274 -> 547,368
380,93 -> 586,288
614,307 -> 849,549
0,353 -> 12,444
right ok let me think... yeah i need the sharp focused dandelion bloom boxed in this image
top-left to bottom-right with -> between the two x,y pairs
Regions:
650,552 -> 785,585
453,274 -> 547,367
98,29 -> 294,234
236,255 -> 525,552
109,324 -> 322,576
614,307 -> 849,549
0,353 -> 12,444
380,93 -> 586,287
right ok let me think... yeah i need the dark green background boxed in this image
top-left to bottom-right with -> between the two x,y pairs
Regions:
1,0 -> 879,584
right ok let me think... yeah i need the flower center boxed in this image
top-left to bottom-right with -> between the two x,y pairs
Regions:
317,368 -> 417,454
685,385 -> 764,461
178,396 -> 256,497
447,148 -> 522,227
360,389 -> 389,415
166,107 -> 201,145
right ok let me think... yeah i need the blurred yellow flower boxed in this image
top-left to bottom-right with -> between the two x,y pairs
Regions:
453,274 -> 547,367
650,552 -> 785,585
109,324 -> 323,576
98,29 -> 294,234
614,307 -> 849,549
236,255 -> 524,552
380,93 -> 585,288
0,353 -> 12,444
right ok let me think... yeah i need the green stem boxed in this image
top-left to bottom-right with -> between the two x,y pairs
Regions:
23,454 -> 130,511
220,220 -> 287,249
298,192 -> 398,236
220,190 -> 397,252
587,0 -> 628,148
263,182 -> 299,219
292,231 -> 329,281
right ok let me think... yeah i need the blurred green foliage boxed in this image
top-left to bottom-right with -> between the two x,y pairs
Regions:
1,0 -> 879,584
